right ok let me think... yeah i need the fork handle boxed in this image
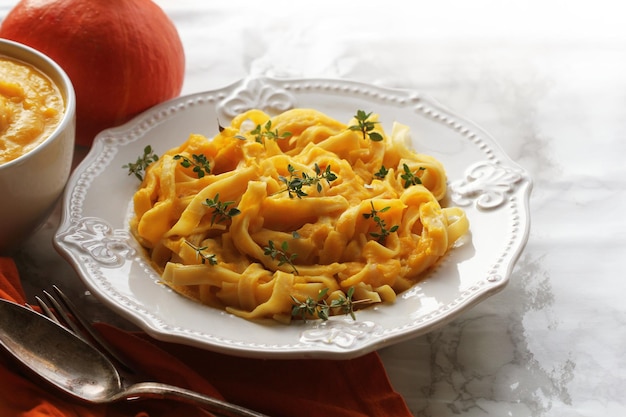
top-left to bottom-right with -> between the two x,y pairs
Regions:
113,382 -> 270,417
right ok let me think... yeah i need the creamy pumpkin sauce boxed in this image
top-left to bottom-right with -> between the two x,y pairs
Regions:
0,56 -> 64,164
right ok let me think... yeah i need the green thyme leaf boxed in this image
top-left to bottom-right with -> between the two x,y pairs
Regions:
238,119 -> 293,145
203,193 -> 241,225
184,241 -> 218,265
290,287 -> 371,321
123,145 -> 159,181
348,110 -> 383,142
174,154 -> 211,178
263,240 -> 298,275
400,163 -> 425,188
277,163 -> 338,199
374,165 -> 389,179
173,153 -> 211,178
362,201 -> 399,244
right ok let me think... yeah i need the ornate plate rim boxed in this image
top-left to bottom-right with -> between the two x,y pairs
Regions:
53,77 -> 532,359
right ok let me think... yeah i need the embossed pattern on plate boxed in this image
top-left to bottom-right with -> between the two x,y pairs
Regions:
54,77 -> 532,359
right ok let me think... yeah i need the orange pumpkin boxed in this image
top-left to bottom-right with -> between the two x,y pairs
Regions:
0,0 -> 185,146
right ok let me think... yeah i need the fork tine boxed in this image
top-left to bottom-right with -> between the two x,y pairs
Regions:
38,291 -> 85,337
38,286 -> 136,374
33,295 -> 62,326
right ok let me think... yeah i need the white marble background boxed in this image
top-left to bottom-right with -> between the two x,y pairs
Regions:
3,0 -> 626,416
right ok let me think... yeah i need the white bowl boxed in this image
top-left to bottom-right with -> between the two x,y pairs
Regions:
0,39 -> 76,253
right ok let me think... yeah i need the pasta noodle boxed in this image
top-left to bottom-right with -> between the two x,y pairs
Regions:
130,108 -> 469,323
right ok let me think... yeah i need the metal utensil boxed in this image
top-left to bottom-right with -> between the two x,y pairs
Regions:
34,286 -> 137,374
0,297 -> 269,417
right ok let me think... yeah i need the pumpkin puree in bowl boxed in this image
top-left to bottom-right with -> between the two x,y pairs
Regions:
0,56 -> 63,164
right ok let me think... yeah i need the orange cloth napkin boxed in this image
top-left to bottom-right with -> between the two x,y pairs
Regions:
0,258 -> 414,417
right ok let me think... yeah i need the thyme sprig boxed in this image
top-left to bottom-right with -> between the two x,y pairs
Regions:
184,240 -> 218,265
236,120 -> 293,145
277,163 -> 338,199
263,240 -> 298,275
374,165 -> 389,179
363,201 -> 399,244
291,287 -> 368,321
401,163 -> 425,188
348,110 -> 383,142
203,193 -> 241,225
173,154 -> 211,178
123,145 -> 159,181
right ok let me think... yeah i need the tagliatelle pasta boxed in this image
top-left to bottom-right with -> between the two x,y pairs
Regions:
130,108 -> 469,323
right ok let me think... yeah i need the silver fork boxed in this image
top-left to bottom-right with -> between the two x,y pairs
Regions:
34,285 -> 269,417
35,286 -> 136,374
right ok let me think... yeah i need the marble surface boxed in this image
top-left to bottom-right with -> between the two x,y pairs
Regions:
3,0 -> 626,415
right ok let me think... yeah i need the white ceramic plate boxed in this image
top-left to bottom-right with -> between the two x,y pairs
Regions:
54,77 -> 532,359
